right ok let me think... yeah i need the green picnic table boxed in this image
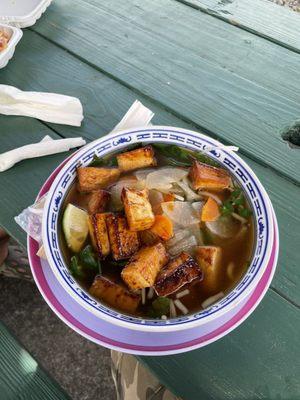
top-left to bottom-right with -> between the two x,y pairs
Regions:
1,0 -> 300,398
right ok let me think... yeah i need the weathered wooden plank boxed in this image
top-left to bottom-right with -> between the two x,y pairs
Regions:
0,117 -> 74,245
175,0 -> 300,53
0,322 -> 70,399
1,31 -> 299,306
30,0 -> 300,184
139,290 -> 300,400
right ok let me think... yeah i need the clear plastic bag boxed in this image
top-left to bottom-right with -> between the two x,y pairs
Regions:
14,193 -> 47,243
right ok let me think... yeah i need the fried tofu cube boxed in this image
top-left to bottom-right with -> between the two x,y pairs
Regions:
154,252 -> 203,296
77,167 -> 120,192
93,213 -> 111,258
106,214 -> 140,260
121,188 -> 155,231
188,161 -> 232,191
89,276 -> 141,314
194,246 -> 222,294
116,146 -> 157,172
121,243 -> 169,291
88,190 -> 110,214
87,215 -> 98,250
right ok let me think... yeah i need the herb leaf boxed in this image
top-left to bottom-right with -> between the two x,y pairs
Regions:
148,297 -> 170,318
70,255 -> 85,279
220,187 -> 252,219
79,245 -> 101,272
89,154 -> 117,167
153,144 -> 219,167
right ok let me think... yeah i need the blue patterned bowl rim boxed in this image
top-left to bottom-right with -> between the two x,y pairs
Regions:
42,126 -> 274,332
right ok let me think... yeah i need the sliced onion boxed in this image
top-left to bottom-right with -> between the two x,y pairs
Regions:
177,177 -> 200,201
134,168 -> 156,182
168,235 -> 197,256
199,191 -> 222,205
188,224 -> 204,245
192,201 -> 204,215
206,215 -> 241,239
146,168 -> 188,190
109,179 -> 144,211
166,229 -> 191,248
161,202 -> 199,227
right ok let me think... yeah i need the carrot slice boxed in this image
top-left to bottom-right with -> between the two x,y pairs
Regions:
149,215 -> 174,241
163,193 -> 175,202
201,197 -> 220,222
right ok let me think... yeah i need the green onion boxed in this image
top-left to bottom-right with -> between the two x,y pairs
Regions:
220,187 -> 252,219
79,245 -> 101,272
70,255 -> 85,279
153,144 -> 219,167
148,297 -> 170,318
89,154 -> 117,167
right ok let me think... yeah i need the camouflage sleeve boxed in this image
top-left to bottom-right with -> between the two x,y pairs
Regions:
111,350 -> 182,400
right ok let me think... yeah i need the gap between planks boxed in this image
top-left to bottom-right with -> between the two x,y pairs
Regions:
29,28 -> 300,191
173,0 -> 300,55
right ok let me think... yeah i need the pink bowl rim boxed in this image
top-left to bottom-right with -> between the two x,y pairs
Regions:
28,141 -> 279,354
41,127 -> 275,332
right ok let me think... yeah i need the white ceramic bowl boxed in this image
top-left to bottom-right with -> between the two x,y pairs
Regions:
42,126 -> 275,334
0,24 -> 22,69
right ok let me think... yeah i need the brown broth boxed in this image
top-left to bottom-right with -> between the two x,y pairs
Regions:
59,145 -> 254,319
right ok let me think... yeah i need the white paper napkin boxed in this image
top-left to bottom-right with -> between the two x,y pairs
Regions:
0,135 -> 86,172
0,84 -> 83,126
14,99 -> 239,258
14,100 -> 155,254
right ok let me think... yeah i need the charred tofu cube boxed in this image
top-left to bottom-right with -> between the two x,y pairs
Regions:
121,188 -> 155,231
89,275 -> 141,314
87,215 -> 98,250
121,243 -> 169,291
195,246 -> 222,294
88,190 -> 110,214
106,213 -> 140,260
188,161 -> 232,191
93,213 -> 111,258
154,252 -> 203,296
77,167 -> 120,192
116,146 -> 157,172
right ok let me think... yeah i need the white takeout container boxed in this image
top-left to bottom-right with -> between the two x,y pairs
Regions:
0,24 -> 22,69
0,0 -> 52,28
0,0 -> 52,68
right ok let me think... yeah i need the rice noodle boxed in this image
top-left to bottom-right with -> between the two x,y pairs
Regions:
161,315 -> 167,320
226,262 -> 235,280
201,292 -> 224,309
147,287 -> 154,300
174,299 -> 189,315
231,212 -> 247,224
199,191 -> 222,205
169,300 -> 177,318
141,288 -> 146,305
176,289 -> 190,299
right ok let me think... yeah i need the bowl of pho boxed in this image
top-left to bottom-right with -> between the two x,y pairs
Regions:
42,126 -> 275,333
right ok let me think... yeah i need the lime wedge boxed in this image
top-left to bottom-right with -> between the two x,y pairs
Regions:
62,204 -> 89,253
